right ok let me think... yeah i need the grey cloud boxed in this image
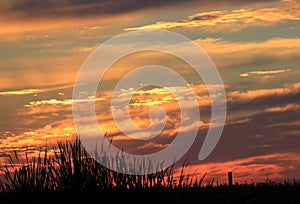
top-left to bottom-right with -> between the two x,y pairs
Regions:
3,0 -> 194,19
2,0 -> 279,20
188,11 -> 227,21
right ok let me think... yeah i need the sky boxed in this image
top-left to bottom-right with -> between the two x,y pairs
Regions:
0,0 -> 300,183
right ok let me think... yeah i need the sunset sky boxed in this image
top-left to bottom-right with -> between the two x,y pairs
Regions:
0,0 -> 300,183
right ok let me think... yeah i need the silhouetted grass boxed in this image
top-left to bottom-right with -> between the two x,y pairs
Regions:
0,138 -> 300,204
0,138 -> 205,192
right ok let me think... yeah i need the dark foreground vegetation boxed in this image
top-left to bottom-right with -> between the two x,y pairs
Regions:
0,139 -> 299,204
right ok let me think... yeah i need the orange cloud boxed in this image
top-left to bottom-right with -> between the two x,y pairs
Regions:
0,119 -> 76,167
0,119 -> 76,151
125,2 -> 300,32
93,84 -> 212,143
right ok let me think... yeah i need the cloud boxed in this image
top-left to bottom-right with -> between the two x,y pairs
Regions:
2,36 -> 298,93
15,81 -> 299,153
240,69 -> 291,78
1,0 -> 184,19
0,88 -> 42,96
2,76 -> 300,182
192,37 -> 300,69
267,120 -> 300,128
264,103 -> 300,113
0,0 -> 281,36
0,53 -> 82,89
100,85 -> 207,139
24,97 -> 105,107
137,142 -> 168,151
125,2 -> 300,32
1,0 -> 279,20
228,82 -> 300,103
0,118 -> 76,156
0,84 -> 73,99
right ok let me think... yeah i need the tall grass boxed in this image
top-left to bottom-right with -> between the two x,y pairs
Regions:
0,138 -> 205,192
1,138 -> 300,203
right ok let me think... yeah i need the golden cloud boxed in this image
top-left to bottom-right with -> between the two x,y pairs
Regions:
125,3 -> 300,32
0,119 -> 76,151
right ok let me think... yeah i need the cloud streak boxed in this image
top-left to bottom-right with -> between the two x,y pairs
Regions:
0,88 -> 42,96
240,69 -> 291,77
195,37 -> 300,69
228,82 -> 300,103
24,97 -> 105,107
264,103 -> 300,113
125,2 -> 300,32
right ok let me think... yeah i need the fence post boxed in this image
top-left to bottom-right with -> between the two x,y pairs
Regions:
228,172 -> 233,187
